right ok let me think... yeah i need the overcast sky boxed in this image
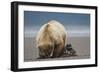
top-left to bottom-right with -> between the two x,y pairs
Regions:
24,11 -> 90,37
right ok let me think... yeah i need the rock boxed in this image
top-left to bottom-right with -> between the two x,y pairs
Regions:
63,44 -> 77,57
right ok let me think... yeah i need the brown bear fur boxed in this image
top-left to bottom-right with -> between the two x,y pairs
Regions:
36,20 -> 67,58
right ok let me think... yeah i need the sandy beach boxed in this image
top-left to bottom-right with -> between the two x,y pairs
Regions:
24,36 -> 90,62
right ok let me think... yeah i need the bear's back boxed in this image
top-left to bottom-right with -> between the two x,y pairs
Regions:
36,20 -> 66,47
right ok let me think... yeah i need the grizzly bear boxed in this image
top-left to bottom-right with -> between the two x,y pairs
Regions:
36,20 -> 67,58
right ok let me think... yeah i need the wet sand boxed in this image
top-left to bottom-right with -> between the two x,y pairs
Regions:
24,36 -> 90,62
